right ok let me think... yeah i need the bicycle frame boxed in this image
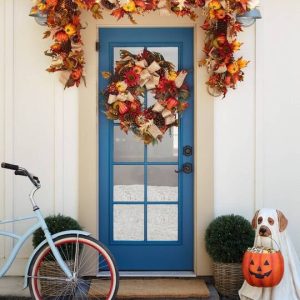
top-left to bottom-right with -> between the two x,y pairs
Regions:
0,187 -> 73,279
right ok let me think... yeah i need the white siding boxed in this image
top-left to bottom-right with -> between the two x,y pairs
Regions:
0,0 -> 78,275
214,0 -> 300,254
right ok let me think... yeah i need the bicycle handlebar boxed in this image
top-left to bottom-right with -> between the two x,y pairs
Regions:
15,170 -> 39,181
1,162 -> 19,170
1,162 -> 40,187
15,170 -> 27,177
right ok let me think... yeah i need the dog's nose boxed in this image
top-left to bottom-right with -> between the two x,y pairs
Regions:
260,227 -> 267,234
259,225 -> 271,237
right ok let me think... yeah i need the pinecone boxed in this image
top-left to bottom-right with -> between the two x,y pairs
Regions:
72,35 -> 80,44
123,113 -> 135,123
101,0 -> 116,10
156,68 -> 165,78
215,21 -> 228,35
56,0 -> 75,16
144,109 -> 155,120
119,67 -> 131,77
61,40 -> 72,53
111,74 -> 123,82
63,0 -> 77,10
154,114 -> 165,127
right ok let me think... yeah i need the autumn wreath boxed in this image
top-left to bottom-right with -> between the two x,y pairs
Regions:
102,49 -> 189,144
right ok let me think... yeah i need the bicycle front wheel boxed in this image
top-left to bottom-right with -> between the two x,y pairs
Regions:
28,234 -> 119,300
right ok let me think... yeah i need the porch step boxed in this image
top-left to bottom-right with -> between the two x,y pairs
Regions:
89,278 -> 214,299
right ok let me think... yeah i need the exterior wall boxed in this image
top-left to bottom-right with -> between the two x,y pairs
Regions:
0,0 -> 299,276
214,0 -> 300,256
0,0 -> 78,275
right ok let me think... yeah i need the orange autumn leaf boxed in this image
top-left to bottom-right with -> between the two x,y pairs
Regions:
135,0 -> 147,9
111,8 -> 125,20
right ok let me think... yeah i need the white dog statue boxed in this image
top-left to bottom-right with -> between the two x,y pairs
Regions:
239,208 -> 300,300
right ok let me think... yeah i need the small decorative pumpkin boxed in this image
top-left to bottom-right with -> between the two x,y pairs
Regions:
242,249 -> 284,287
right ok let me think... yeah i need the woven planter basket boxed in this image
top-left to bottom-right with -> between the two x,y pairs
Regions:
39,260 -> 74,297
213,262 -> 244,298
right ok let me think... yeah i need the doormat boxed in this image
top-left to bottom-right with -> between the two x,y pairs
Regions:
89,278 -> 210,298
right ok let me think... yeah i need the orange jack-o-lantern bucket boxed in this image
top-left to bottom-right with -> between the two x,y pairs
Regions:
242,247 -> 284,287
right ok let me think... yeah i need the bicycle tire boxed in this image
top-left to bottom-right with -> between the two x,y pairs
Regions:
28,234 -> 119,300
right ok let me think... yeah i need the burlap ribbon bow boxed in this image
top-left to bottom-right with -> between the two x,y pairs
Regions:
107,91 -> 135,104
152,101 -> 176,126
136,60 -> 161,90
139,119 -> 163,139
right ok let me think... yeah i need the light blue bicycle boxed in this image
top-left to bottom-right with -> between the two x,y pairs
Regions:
0,162 -> 119,299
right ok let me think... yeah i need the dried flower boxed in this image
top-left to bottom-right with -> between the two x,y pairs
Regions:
116,81 -> 128,92
65,24 -> 77,36
227,63 -> 239,74
124,69 -> 140,87
208,0 -> 221,10
122,0 -> 136,12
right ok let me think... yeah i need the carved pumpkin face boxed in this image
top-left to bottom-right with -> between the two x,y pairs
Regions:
242,251 -> 284,287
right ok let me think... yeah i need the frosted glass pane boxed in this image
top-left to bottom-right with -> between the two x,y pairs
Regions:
114,166 -> 144,201
114,205 -> 144,241
147,166 -> 178,202
148,127 -> 178,162
114,127 -> 144,162
147,92 -> 156,107
147,205 -> 178,241
113,47 -> 144,66
147,47 -> 178,69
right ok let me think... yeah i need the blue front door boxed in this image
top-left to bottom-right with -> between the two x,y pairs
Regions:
99,28 -> 194,271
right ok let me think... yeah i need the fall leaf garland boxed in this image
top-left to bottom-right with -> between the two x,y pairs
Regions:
199,0 -> 257,97
30,0 -> 259,96
102,49 -> 189,144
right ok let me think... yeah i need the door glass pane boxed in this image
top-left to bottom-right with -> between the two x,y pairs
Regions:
148,127 -> 178,162
114,204 -> 144,241
114,166 -> 144,202
147,47 -> 178,69
147,165 -> 178,202
113,47 -> 144,67
114,127 -> 144,162
147,204 -> 178,241
147,92 -> 156,108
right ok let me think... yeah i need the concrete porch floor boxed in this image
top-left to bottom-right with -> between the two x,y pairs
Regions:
0,276 -> 221,300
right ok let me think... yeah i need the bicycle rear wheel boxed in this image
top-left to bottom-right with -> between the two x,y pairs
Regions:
28,234 -> 119,300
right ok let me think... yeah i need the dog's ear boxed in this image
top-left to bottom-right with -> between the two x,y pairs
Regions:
252,210 -> 260,229
277,210 -> 288,232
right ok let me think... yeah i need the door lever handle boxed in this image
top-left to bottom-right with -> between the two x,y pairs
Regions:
175,163 -> 193,174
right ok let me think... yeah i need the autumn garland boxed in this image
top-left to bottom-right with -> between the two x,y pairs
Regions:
103,49 -> 189,144
199,0 -> 259,96
30,0 -> 259,96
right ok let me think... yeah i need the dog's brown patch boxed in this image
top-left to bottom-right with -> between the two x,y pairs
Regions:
252,210 -> 260,229
277,210 -> 288,232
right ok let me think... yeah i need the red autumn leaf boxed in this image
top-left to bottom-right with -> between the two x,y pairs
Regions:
201,21 -> 211,30
135,0 -> 147,9
111,8 -> 125,20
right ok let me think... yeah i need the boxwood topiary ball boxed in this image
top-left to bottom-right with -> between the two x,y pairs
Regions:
32,214 -> 82,248
205,214 -> 255,263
